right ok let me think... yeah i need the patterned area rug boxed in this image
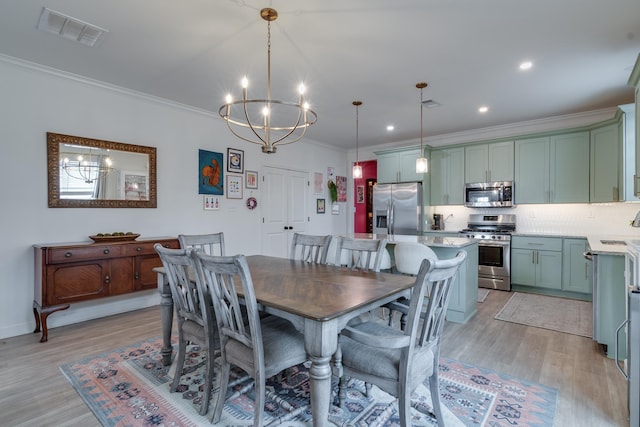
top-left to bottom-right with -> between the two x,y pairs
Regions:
495,292 -> 592,337
60,336 -> 557,426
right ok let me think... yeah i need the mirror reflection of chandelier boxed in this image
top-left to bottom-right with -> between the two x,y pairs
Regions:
218,8 -> 318,154
61,152 -> 113,184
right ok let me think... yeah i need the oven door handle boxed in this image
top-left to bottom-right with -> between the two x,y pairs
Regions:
477,242 -> 510,248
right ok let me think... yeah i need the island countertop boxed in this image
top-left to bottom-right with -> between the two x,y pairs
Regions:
349,233 -> 477,248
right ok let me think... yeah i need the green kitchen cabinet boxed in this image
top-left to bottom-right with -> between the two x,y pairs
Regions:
430,147 -> 464,205
595,253 -> 626,359
629,54 -> 640,197
562,238 -> 592,294
376,147 -> 423,183
515,132 -> 589,204
511,236 -> 563,289
514,137 -> 549,204
550,132 -> 590,203
590,122 -> 622,202
464,141 -> 514,183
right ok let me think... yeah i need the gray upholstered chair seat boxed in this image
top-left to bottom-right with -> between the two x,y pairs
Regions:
224,316 -> 307,377
339,321 -> 436,389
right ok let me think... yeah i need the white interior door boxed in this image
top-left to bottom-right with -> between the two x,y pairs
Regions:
262,166 -> 308,258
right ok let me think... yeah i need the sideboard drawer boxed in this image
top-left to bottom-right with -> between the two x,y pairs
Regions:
123,240 -> 179,256
48,245 -> 124,263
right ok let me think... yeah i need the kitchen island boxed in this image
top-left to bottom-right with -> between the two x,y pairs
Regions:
350,233 -> 479,323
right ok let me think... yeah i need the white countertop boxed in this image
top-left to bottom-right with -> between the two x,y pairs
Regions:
587,235 -> 635,255
350,233 -> 477,248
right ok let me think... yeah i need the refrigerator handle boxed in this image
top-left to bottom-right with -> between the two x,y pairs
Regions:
388,201 -> 394,234
615,318 -> 629,380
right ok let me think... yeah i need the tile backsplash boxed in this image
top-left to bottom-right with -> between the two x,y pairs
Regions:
430,202 -> 640,236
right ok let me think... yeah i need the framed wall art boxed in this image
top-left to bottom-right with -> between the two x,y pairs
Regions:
245,170 -> 258,189
198,149 -> 224,195
227,147 -> 244,174
336,175 -> 347,202
316,198 -> 325,214
314,172 -> 323,194
356,185 -> 365,203
226,175 -> 243,199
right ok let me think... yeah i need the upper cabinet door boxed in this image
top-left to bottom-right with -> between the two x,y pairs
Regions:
590,123 -> 621,202
550,131 -> 590,203
376,148 -> 422,183
464,144 -> 489,183
515,137 -> 550,204
488,141 -> 514,182
465,141 -> 513,183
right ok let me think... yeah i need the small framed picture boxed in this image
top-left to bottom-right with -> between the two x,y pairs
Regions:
227,148 -> 244,174
246,170 -> 258,189
356,185 -> 365,203
332,202 -> 340,215
226,175 -> 243,199
317,198 -> 325,214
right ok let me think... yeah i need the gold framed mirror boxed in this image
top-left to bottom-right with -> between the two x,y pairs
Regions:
47,132 -> 157,208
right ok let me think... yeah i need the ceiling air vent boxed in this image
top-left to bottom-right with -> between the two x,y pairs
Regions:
36,7 -> 108,47
421,99 -> 441,108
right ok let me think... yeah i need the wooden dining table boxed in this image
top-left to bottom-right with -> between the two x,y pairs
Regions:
154,254 -> 414,427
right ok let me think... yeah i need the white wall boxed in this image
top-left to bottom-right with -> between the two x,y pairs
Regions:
0,57 -> 349,339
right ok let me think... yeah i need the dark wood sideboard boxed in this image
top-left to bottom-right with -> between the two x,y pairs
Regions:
33,237 -> 179,342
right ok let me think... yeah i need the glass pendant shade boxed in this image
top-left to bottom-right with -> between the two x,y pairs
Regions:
353,164 -> 363,179
416,156 -> 428,173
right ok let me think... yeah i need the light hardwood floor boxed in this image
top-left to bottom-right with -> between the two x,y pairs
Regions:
0,290 -> 628,426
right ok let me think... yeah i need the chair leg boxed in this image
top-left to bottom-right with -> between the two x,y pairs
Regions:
199,345 -> 215,416
171,336 -> 187,392
429,371 -> 445,427
211,361 -> 230,423
254,371 -> 266,427
398,387 -> 411,427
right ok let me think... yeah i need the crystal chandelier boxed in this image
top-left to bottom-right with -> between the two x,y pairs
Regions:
218,8 -> 318,154
352,100 -> 363,179
61,152 -> 113,184
415,82 -> 429,173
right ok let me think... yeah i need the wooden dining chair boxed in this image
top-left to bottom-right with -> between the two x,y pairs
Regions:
153,244 -> 219,416
178,232 -> 225,256
337,250 -> 467,427
387,242 -> 439,329
333,236 -> 388,272
191,251 -> 308,427
289,232 -> 332,264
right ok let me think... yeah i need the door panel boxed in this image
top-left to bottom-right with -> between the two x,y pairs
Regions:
262,166 -> 308,258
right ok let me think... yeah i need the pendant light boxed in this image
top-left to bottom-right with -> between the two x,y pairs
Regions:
352,100 -> 363,179
415,82 -> 429,173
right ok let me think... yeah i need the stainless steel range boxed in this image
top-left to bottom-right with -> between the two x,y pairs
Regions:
459,214 -> 516,291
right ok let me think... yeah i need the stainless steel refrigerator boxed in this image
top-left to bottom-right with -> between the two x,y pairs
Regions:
372,182 -> 423,235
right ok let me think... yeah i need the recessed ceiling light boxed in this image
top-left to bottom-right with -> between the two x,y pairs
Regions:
386,125 -> 395,131
519,61 -> 533,71
478,106 -> 489,113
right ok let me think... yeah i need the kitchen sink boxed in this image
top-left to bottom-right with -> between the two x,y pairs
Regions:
600,239 -> 627,245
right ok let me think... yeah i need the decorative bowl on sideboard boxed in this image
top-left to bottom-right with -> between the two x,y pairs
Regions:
89,233 -> 140,243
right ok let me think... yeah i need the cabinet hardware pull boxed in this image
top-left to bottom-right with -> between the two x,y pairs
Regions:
105,275 -> 110,284
65,252 -> 72,258
136,247 -> 142,251
135,271 -> 140,280
103,249 -> 110,254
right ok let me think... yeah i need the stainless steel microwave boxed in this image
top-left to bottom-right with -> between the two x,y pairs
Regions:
464,181 -> 514,208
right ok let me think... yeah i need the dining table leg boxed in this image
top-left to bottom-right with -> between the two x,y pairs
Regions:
304,319 -> 338,427
156,271 -> 174,366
